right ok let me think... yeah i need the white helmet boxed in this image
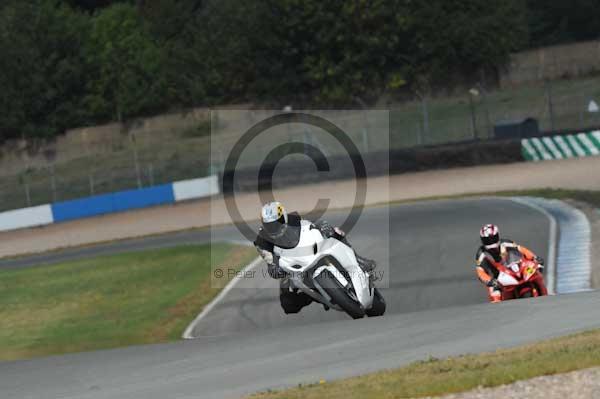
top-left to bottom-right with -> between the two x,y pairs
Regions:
260,201 -> 288,238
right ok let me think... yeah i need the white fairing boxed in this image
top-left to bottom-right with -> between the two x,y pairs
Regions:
274,221 -> 374,310
498,271 -> 519,287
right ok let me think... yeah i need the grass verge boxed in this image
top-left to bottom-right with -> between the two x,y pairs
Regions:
0,243 -> 256,361
251,328 -> 600,399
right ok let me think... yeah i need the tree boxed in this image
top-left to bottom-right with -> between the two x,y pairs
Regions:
247,0 -> 412,105
2,0 -> 587,142
527,0 -> 600,47
0,1 -> 91,140
405,0 -> 529,87
84,3 -> 167,122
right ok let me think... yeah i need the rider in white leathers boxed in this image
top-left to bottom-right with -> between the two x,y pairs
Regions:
254,201 -> 375,314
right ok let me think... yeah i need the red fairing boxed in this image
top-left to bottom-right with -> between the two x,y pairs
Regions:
488,252 -> 548,302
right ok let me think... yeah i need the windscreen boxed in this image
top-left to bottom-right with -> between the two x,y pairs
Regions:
505,248 -> 523,266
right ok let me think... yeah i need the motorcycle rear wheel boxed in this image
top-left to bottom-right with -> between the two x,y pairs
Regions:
315,270 -> 365,319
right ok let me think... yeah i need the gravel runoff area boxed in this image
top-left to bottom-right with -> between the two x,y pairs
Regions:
431,367 -> 600,399
2,156 -> 600,259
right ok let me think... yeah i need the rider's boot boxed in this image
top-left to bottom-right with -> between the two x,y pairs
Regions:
487,287 -> 502,303
356,254 -> 377,281
356,254 -> 376,273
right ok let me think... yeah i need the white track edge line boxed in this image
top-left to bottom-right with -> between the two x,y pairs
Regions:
182,256 -> 263,340
508,197 -> 557,294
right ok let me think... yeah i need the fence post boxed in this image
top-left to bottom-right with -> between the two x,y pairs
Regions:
418,120 -> 425,145
478,84 -> 492,139
130,132 -> 142,189
468,92 -> 478,140
545,80 -> 555,132
109,170 -> 114,192
361,128 -> 369,153
50,164 -> 57,202
88,172 -> 95,196
148,163 -> 155,186
303,128 -> 312,154
420,96 -> 429,145
24,180 -> 31,207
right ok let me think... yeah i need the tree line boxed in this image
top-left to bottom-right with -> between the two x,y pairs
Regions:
0,0 -> 598,141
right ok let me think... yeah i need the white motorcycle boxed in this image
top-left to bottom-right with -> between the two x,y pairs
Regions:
274,220 -> 386,319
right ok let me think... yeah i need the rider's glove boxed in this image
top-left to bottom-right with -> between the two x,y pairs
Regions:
315,221 -> 345,239
257,249 -> 274,265
267,263 -> 286,279
333,226 -> 345,237
487,278 -> 501,290
315,221 -> 335,237
535,256 -> 545,266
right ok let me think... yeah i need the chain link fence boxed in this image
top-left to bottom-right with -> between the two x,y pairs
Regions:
0,130 -> 211,212
2,71 -> 600,212
390,73 -> 600,148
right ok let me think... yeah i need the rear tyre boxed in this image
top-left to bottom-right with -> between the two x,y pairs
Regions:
366,288 -> 386,317
315,270 -> 364,319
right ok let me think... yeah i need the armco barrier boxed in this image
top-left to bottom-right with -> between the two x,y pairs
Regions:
522,131 -> 600,161
0,175 -> 218,232
173,176 -> 219,202
0,205 -> 54,232
51,184 -> 175,223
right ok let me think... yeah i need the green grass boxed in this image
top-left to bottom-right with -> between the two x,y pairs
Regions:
0,243 -> 256,361
251,328 -> 600,399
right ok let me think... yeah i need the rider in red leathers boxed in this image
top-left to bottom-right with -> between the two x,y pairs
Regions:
476,224 -> 544,303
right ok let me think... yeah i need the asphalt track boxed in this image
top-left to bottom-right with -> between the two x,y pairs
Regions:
3,198 -> 600,399
188,198 -> 551,336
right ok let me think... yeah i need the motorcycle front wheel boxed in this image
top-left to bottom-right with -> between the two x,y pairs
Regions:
519,285 -> 538,298
366,288 -> 386,317
315,270 -> 365,319
520,290 -> 533,298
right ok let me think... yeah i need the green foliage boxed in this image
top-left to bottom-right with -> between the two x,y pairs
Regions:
406,0 -> 528,87
0,1 -> 91,140
84,3 -> 166,121
526,0 -> 600,48
0,0 -> 596,140
250,0 -> 412,105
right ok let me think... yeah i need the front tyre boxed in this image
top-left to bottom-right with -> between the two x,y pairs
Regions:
520,290 -> 533,298
518,285 -> 536,298
315,270 -> 364,319
366,288 -> 386,317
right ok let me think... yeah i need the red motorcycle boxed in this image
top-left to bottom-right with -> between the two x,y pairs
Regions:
492,249 -> 548,300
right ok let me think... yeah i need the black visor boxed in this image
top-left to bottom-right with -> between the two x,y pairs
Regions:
481,233 -> 499,246
263,215 -> 286,238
